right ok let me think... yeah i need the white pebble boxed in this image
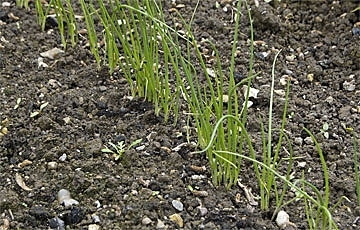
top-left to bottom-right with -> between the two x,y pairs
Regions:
304,137 -> 313,145
47,162 -> 58,169
343,80 -> 355,91
142,217 -> 152,225
156,219 -> 165,229
59,153 -> 67,161
172,199 -> 183,212
276,210 -> 289,227
88,224 -> 100,230
58,189 -> 79,208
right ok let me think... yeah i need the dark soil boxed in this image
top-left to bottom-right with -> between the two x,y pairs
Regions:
1,0 -> 359,229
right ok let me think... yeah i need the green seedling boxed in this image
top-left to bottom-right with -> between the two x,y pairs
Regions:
30,102 -> 49,118
16,0 -> 29,9
353,131 -> 359,206
320,122 -> 329,139
101,138 -> 142,160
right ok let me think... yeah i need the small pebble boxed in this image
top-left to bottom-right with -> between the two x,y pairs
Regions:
325,96 -> 334,104
304,137 -> 313,145
99,86 -> 107,92
156,219 -> 165,229
274,89 -> 285,97
94,200 -> 101,208
142,217 -> 152,225
2,2 -> 11,7
343,80 -> 355,91
307,73 -> 314,82
172,199 -> 184,212
59,153 -> 67,161
352,27 -> 360,35
280,75 -> 289,86
285,55 -> 296,62
294,137 -> 303,146
49,217 -> 65,229
241,86 -> 259,99
18,159 -> 32,168
40,47 -> 64,59
197,206 -> 208,216
92,214 -> 100,224
176,4 -> 185,8
276,210 -> 289,227
88,224 -> 100,230
298,162 -> 307,168
221,95 -> 229,103
169,213 -> 183,228
191,190 -> 209,197
255,51 -> 270,60
58,189 -> 79,208
284,69 -> 293,75
47,161 -> 58,170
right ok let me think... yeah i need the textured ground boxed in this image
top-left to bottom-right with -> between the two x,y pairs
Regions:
0,0 -> 359,229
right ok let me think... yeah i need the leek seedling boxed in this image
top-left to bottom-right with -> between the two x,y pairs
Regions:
193,114 -> 338,229
16,0 -> 29,9
353,131 -> 360,206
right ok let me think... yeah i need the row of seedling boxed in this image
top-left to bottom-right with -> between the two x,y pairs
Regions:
16,0 -> 359,228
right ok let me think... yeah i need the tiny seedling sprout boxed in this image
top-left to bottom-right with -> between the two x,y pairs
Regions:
101,138 -> 142,160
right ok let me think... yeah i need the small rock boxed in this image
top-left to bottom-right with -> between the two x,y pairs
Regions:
307,73 -> 314,82
59,153 -> 67,161
99,86 -> 107,91
241,86 -> 259,99
285,55 -> 296,62
94,200 -> 101,208
156,219 -> 165,229
191,190 -> 209,197
18,159 -> 32,168
142,216 -> 152,225
63,116 -> 71,124
304,137 -> 313,145
48,79 -> 60,88
47,161 -> 58,170
88,224 -> 100,230
298,162 -> 307,168
315,16 -> 322,23
276,210 -> 289,227
325,96 -> 334,104
255,51 -> 270,60
40,48 -> 64,59
15,173 -> 32,191
58,189 -> 79,208
2,2 -> 11,7
280,75 -> 289,86
49,217 -> 65,229
352,27 -> 360,35
91,214 -> 100,223
274,89 -> 286,97
343,80 -> 355,91
221,94 -> 229,103
172,199 -> 184,212
169,213 -> 183,228
197,206 -> 208,216
0,218 -> 10,230
175,4 -> 185,9
294,137 -> 303,146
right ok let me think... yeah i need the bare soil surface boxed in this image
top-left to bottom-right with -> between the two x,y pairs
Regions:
1,0 -> 359,229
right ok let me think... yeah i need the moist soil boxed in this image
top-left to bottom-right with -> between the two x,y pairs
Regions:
1,0 -> 359,229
